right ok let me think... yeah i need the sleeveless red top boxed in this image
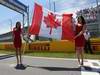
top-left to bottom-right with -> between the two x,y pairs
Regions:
75,24 -> 85,47
13,28 -> 22,48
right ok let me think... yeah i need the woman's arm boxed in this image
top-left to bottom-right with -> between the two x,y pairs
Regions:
12,28 -> 15,40
74,24 -> 86,39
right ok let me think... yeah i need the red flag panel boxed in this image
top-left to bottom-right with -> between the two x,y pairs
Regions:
29,3 -> 43,35
61,14 -> 74,41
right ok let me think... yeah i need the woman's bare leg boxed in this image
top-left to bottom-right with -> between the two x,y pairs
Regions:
19,48 -> 26,69
15,48 -> 19,65
18,48 -> 22,64
76,47 -> 81,65
80,47 -> 84,66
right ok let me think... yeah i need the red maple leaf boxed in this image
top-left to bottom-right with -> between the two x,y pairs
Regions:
44,12 -> 61,34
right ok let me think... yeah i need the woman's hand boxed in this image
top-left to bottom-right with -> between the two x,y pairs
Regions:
74,36 -> 77,40
74,31 -> 83,40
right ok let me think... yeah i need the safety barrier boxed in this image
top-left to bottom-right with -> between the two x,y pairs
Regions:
29,42 -> 50,51
0,38 -> 99,53
0,40 -> 75,52
90,38 -> 100,52
29,41 -> 75,52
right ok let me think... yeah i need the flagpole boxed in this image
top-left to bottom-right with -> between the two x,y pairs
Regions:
9,19 -> 12,32
53,1 -> 56,12
95,0 -> 100,35
96,0 -> 99,7
49,0 -> 51,10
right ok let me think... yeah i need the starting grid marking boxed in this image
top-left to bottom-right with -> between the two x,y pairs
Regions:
81,60 -> 100,75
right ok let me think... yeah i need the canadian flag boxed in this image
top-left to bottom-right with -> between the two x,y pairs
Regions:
29,3 -> 74,41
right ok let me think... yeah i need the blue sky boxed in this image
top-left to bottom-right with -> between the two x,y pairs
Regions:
0,0 -> 46,34
54,0 -> 100,13
0,0 -> 100,34
0,0 -> 46,21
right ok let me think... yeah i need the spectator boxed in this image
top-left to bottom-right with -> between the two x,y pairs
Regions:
84,30 -> 93,54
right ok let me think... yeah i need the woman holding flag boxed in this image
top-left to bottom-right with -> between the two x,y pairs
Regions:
13,21 -> 25,69
74,16 -> 86,66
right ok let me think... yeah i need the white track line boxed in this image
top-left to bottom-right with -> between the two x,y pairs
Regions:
24,56 -> 99,61
81,60 -> 100,75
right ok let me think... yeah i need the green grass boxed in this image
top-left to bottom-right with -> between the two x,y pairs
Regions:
25,52 -> 100,59
0,50 -> 100,59
25,52 -> 76,58
0,50 -> 15,54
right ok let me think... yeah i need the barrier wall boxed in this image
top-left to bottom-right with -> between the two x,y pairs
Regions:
0,42 -> 29,52
0,38 -> 100,53
0,43 -> 5,50
50,40 -> 75,52
0,40 -> 75,52
90,38 -> 100,52
29,40 -> 75,52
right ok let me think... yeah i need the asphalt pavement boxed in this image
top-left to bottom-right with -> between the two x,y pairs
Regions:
0,54 -> 99,75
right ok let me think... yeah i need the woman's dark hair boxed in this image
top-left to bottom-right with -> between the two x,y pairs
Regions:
77,16 -> 86,25
16,21 -> 21,29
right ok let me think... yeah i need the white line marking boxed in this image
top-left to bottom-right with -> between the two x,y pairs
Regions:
81,60 -> 100,75
23,56 -> 77,60
81,71 -> 99,75
23,56 -> 100,61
